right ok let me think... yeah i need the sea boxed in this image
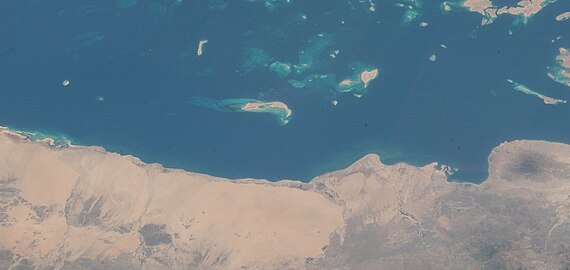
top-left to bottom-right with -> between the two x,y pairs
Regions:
0,0 -> 569,182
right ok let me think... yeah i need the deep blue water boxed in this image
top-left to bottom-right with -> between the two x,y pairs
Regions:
0,0 -> 569,182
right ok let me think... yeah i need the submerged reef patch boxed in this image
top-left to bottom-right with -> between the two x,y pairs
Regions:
395,0 -> 423,24
293,33 -> 337,75
241,47 -> 274,74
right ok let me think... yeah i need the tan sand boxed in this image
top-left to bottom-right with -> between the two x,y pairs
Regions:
241,101 -> 292,117
462,0 -> 493,14
0,129 -> 340,269
4,128 -> 570,268
197,39 -> 208,56
463,0 -> 554,25
503,0 -> 551,17
556,47 -> 570,68
360,69 -> 379,88
556,11 -> 570,21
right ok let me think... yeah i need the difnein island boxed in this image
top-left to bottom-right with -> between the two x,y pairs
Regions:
2,127 -> 570,269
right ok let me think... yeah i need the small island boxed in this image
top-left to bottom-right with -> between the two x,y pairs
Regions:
359,69 -> 379,88
240,100 -> 293,125
556,11 -> 570,21
555,47 -> 570,68
189,97 -> 293,125
507,79 -> 566,105
547,47 -> 570,88
197,39 -> 208,56
337,62 -> 379,97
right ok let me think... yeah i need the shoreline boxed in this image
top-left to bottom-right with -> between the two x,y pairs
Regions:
0,125 -> 300,185
3,124 -> 566,186
3,125 -> 570,268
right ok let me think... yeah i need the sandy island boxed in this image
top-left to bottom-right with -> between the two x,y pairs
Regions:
196,39 -> 208,56
556,11 -> 570,21
241,101 -> 292,117
461,0 -> 557,25
508,79 -> 566,105
360,68 -> 379,88
547,48 -> 570,87
556,47 -> 570,68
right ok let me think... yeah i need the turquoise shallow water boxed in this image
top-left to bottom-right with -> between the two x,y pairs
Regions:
0,0 -> 569,182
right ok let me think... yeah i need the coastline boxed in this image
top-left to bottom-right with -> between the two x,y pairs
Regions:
3,126 -> 570,268
2,124 -> 563,185
0,125 -> 456,185
0,125 -> 302,184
